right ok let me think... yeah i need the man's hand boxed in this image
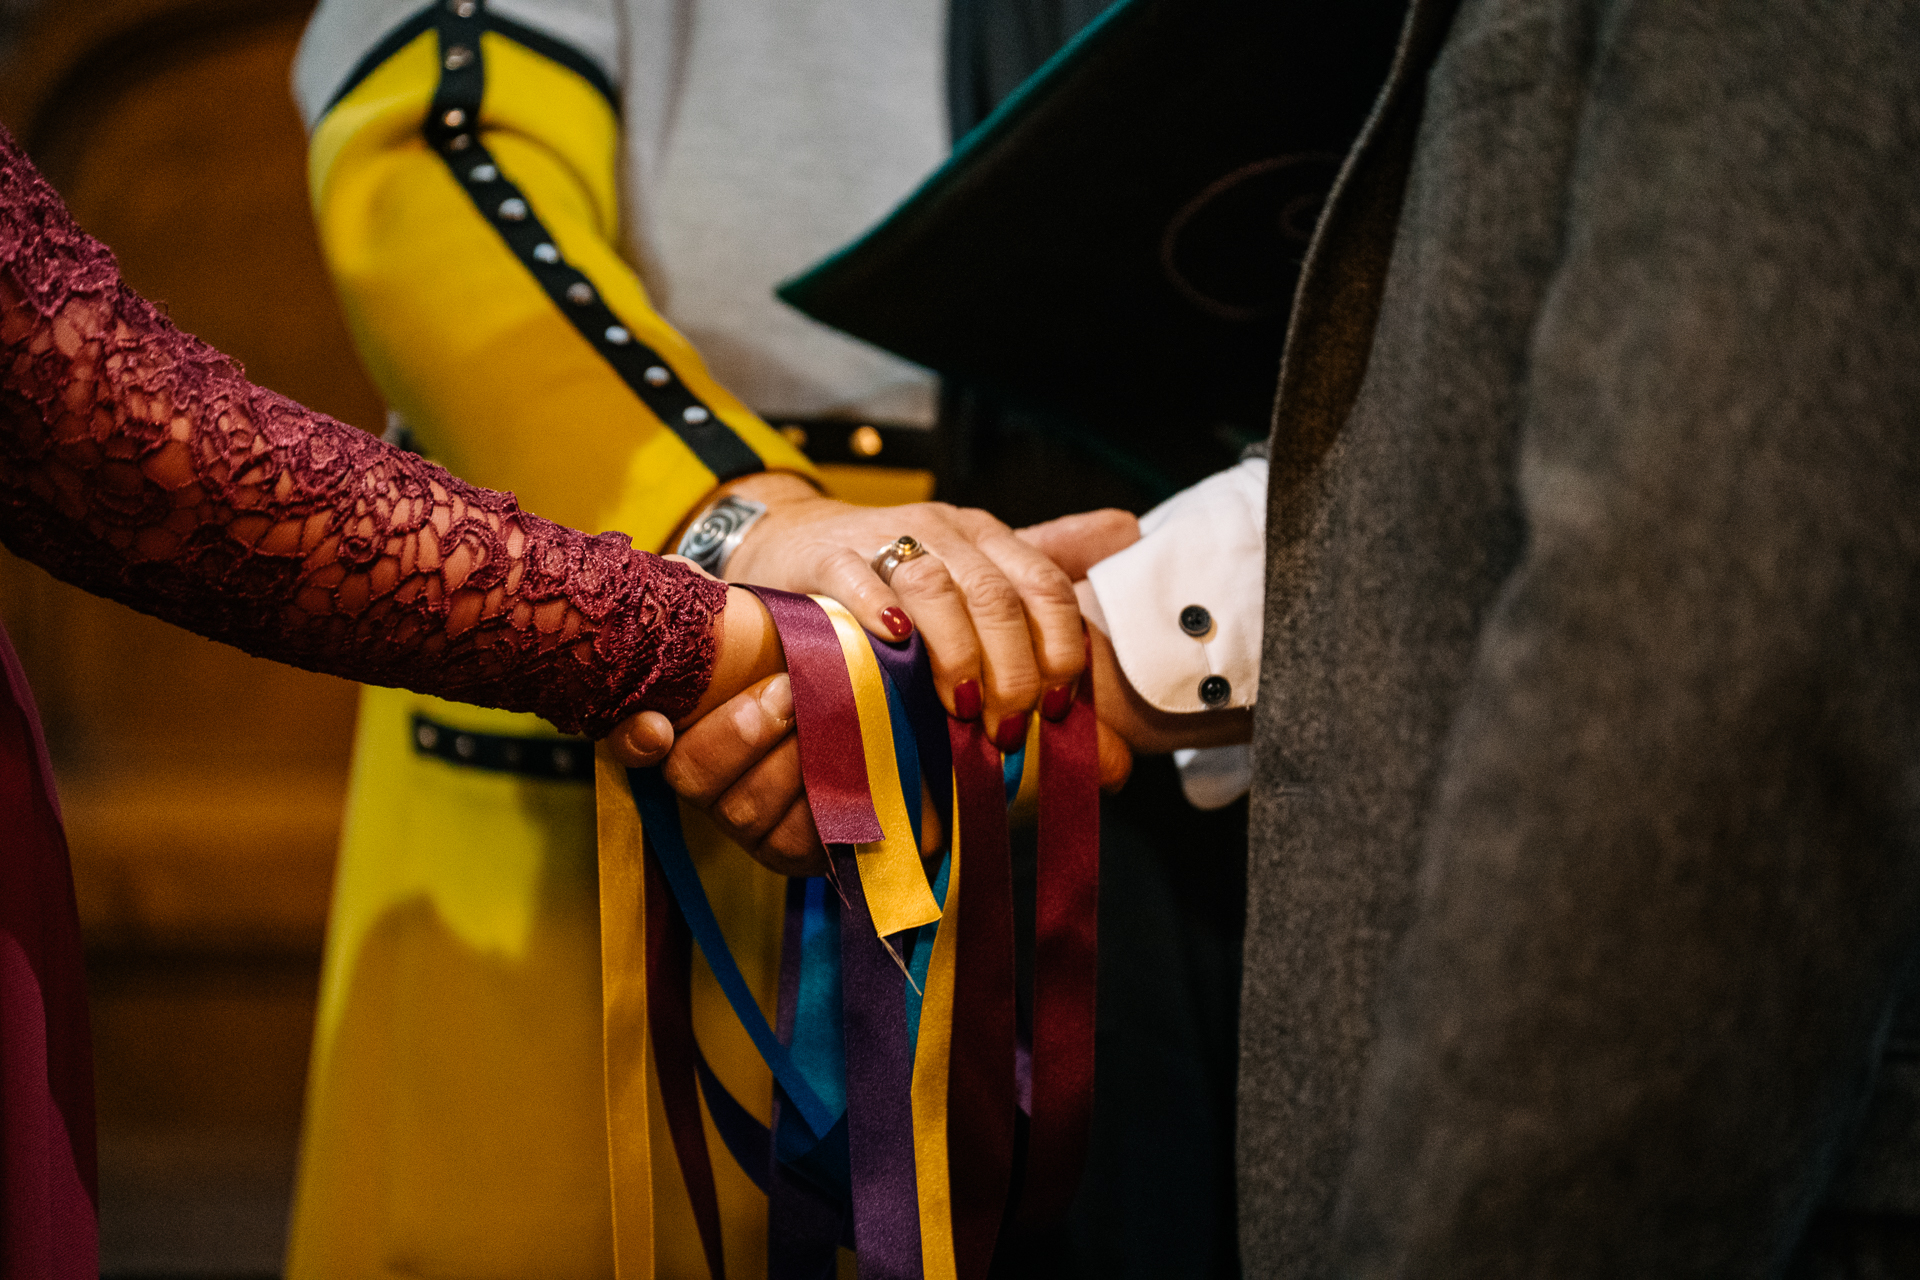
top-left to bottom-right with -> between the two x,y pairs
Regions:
1016,508 -> 1142,579
719,473 -> 1086,750
658,673 -> 826,876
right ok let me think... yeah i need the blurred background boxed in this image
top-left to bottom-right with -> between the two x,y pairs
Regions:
0,1 -> 383,1273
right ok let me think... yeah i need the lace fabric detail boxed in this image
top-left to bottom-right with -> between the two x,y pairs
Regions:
0,126 -> 726,735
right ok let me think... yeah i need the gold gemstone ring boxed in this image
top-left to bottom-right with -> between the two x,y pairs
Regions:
869,535 -> 928,586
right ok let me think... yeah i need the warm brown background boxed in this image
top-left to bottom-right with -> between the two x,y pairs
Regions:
0,1 -> 375,1269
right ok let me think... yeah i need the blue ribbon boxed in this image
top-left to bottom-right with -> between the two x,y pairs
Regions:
627,767 -> 839,1138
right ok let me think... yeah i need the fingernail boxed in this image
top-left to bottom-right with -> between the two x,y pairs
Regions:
881,607 -> 913,640
1041,684 -> 1073,721
995,713 -> 1030,754
954,679 -> 983,721
758,673 -> 794,728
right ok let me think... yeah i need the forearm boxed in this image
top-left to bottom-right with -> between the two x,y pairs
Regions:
0,129 -> 726,735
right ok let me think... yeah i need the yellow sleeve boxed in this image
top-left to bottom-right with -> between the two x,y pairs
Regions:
306,5 -> 820,551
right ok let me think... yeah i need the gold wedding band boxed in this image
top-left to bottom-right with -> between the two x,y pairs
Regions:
870,535 -> 927,586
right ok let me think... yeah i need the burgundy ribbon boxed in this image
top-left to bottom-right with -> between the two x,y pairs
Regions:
644,842 -> 727,1279
945,718 -> 1018,1280
745,586 -> 883,844
1016,664 -> 1101,1226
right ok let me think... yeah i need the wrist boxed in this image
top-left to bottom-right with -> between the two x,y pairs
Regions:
682,585 -> 785,727
718,470 -> 819,507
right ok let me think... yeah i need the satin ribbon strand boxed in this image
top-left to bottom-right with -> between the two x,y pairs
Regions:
944,718 -> 1018,1280
909,774 -> 963,1280
819,597 -> 942,938
744,586 -> 882,844
644,841 -> 727,1280
832,837 -> 926,1280
627,768 -> 840,1138
1015,659 -> 1101,1228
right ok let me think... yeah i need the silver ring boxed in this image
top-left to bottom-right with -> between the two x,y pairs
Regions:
870,535 -> 928,586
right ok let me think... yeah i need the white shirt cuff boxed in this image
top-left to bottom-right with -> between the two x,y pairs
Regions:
1084,458 -> 1267,714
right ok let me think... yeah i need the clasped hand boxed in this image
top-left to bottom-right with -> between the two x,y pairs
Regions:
607,479 -> 1147,874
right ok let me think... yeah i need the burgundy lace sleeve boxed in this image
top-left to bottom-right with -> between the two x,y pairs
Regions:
0,128 -> 727,736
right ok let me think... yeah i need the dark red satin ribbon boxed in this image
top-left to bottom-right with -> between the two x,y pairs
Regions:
744,586 -> 882,844
1016,664 -> 1100,1226
645,841 -> 727,1279
945,717 -> 1018,1280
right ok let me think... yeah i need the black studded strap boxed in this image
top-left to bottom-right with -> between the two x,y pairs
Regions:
411,713 -> 595,782
425,0 -> 766,482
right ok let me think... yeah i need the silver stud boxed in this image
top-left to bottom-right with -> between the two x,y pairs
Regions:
643,365 -> 670,386
532,242 -> 559,264
565,281 -> 595,305
552,746 -> 574,771
683,405 -> 711,425
467,163 -> 498,183
604,325 -> 630,345
501,742 -> 522,765
443,44 -> 474,70
497,197 -> 528,221
416,723 -> 439,749
447,133 -> 472,151
442,107 -> 466,129
448,0 -> 477,16
453,733 -> 477,759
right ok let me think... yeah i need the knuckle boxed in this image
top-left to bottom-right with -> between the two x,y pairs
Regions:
718,790 -> 764,836
959,570 -> 1026,625
660,754 -> 719,803
892,554 -> 955,597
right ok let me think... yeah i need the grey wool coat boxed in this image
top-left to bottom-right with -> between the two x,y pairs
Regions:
1243,0 -> 1920,1274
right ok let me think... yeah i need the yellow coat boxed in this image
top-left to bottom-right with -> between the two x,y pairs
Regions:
286,19 -> 912,1278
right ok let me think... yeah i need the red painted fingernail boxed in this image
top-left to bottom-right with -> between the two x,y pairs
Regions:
880,607 -> 913,640
995,713 -> 1030,754
1041,684 -> 1073,721
954,679 -> 983,721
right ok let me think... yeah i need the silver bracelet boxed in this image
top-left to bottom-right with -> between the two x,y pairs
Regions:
675,494 -> 767,578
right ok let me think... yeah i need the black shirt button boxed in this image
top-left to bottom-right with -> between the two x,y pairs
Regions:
1179,604 -> 1212,637
1199,675 -> 1231,707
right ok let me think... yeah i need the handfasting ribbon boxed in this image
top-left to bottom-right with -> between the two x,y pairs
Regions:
866,630 -> 953,840
910,775 -> 963,1280
644,846 -> 728,1279
745,586 -> 883,845
820,597 -> 943,937
771,878 -> 849,1280
594,747 -> 657,1280
823,600 -> 934,1279
1016,661 -> 1101,1227
945,718 -> 1018,1280
627,767 -> 839,1138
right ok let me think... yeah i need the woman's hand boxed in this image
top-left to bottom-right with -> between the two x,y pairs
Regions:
719,473 -> 1085,750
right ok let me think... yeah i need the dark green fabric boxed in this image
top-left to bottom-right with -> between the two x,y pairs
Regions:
785,0 -> 1403,498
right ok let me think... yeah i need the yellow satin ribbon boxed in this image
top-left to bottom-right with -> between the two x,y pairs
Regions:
819,597 -> 943,937
910,774 -> 962,1280
818,596 -> 957,1279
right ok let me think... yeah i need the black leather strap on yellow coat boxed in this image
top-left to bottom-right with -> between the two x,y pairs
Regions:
308,1 -> 819,550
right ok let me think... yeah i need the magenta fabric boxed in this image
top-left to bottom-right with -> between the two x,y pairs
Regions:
0,619 -> 97,1278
